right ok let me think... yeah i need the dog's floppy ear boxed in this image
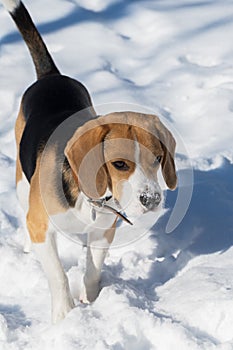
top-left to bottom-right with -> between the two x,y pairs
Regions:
65,120 -> 109,199
156,118 -> 177,190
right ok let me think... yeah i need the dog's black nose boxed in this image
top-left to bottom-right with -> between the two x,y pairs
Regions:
139,191 -> 161,210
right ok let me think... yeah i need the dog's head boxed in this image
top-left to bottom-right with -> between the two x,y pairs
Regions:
65,112 -> 177,217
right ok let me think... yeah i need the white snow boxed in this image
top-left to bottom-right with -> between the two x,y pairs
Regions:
0,0 -> 233,349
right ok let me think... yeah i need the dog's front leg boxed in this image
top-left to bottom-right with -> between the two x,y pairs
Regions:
33,231 -> 75,323
80,219 -> 117,304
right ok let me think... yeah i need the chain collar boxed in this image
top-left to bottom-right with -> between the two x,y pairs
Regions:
88,196 -> 133,225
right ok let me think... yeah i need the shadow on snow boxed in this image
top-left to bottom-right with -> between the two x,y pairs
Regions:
142,158 -> 233,291
1,0 -> 232,47
0,304 -> 31,330
103,159 -> 233,306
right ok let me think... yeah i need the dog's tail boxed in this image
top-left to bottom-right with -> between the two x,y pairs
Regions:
2,0 -> 60,79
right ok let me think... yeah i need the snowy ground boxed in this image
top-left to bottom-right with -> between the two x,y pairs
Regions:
0,0 -> 233,349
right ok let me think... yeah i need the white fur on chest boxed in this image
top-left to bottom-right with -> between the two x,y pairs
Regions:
50,192 -> 116,239
17,174 -> 115,241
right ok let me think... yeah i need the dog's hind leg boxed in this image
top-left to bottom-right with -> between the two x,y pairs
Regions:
33,231 -> 75,323
16,173 -> 31,253
15,103 -> 32,253
26,169 -> 74,323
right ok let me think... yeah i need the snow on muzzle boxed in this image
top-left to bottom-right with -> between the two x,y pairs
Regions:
139,191 -> 161,210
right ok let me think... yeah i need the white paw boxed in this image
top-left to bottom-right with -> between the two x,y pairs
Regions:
52,295 -> 75,324
79,279 -> 100,304
23,238 -> 32,253
16,227 -> 32,253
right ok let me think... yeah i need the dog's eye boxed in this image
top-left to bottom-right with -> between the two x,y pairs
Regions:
111,161 -> 129,171
153,155 -> 162,166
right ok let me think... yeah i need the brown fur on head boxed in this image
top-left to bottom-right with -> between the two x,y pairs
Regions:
65,112 -> 177,202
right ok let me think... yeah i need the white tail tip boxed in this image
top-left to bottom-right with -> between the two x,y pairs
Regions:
2,0 -> 20,13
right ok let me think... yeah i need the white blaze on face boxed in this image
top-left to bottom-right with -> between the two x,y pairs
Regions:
117,139 -> 163,218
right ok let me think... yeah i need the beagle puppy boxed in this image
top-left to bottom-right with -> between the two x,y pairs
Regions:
3,0 -> 177,323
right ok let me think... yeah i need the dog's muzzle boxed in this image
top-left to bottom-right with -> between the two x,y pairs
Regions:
139,191 -> 161,210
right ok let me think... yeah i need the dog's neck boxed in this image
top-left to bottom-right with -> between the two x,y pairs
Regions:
74,191 -> 132,226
